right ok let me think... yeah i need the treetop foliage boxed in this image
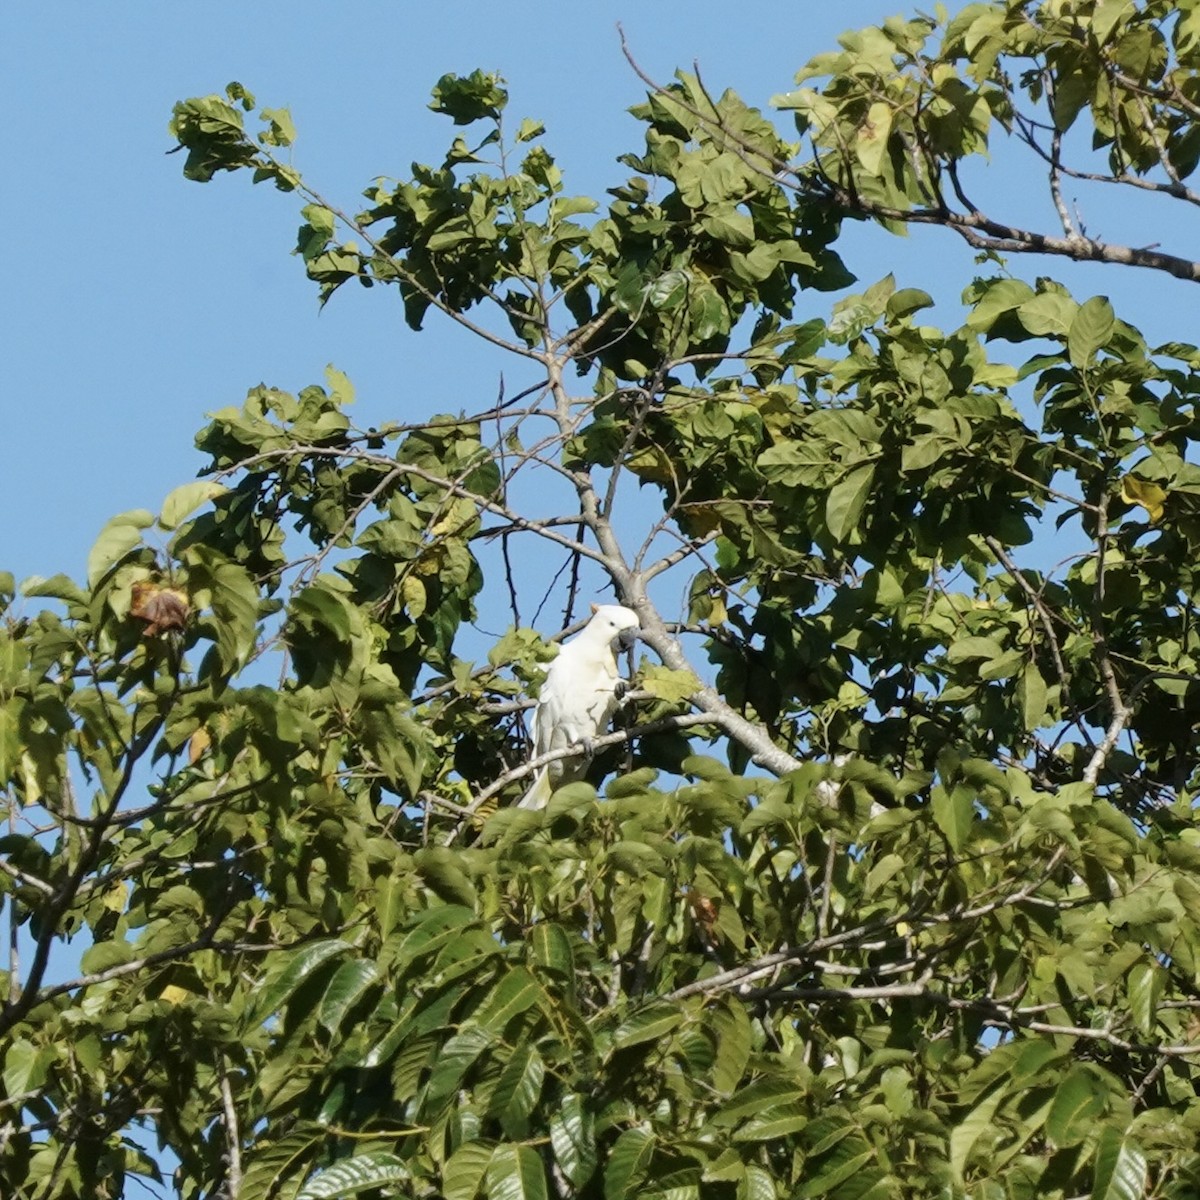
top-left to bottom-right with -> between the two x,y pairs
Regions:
6,2 -> 1200,1197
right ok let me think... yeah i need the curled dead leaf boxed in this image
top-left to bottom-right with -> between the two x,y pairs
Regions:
689,892 -> 720,943
130,582 -> 190,636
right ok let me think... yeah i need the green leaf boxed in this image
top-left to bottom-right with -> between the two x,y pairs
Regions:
318,959 -> 381,1033
296,1152 -> 409,1199
886,287 -> 933,319
1017,292 -> 1078,337
290,585 -> 354,643
1091,1125 -> 1148,1200
445,1142 -> 497,1200
950,1084 -> 1004,1181
612,1003 -> 684,1050
252,938 -> 352,1024
825,465 -> 875,541
739,1165 -> 775,1200
21,574 -> 86,604
710,999 -> 752,1094
604,1128 -> 654,1200
472,967 -> 542,1031
160,481 -> 230,531
3,1038 -> 47,1097
485,1144 -> 547,1200
550,1094 -> 596,1187
430,70 -> 507,124
260,106 -> 297,148
529,923 -> 574,977
797,1136 -> 875,1198
641,664 -> 701,703
1047,1067 -> 1107,1147
1018,662 -> 1049,731
1126,962 -> 1163,1037
734,1103 -> 808,1142
489,1045 -> 545,1134
424,1028 -> 494,1112
87,509 -> 153,586
1068,295 -> 1116,367
931,785 -> 974,852
966,278 -> 1035,331
716,1078 -> 807,1125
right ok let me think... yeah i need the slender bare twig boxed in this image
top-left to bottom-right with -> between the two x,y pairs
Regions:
219,1065 -> 242,1200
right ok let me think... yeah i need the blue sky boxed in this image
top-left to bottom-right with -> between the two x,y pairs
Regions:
2,1 -> 1195,593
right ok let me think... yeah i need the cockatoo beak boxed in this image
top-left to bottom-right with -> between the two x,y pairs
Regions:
616,627 -> 638,652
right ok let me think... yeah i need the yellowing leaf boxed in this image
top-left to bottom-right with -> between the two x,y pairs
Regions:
855,101 -> 893,175
401,575 -> 427,619
1120,475 -> 1166,522
188,728 -> 212,764
642,664 -> 701,703
324,363 -> 355,406
160,985 -> 191,1005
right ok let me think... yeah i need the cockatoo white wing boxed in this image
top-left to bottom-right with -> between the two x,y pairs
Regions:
517,605 -> 639,809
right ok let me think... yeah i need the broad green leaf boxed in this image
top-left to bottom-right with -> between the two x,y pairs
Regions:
739,1165 -> 776,1200
612,1003 -> 684,1049
290,584 -> 354,643
966,278 -> 1036,331
550,1094 -> 596,1187
1068,295 -> 1115,367
932,785 -> 974,851
716,1078 -> 807,1125
252,939 -> 352,1024
710,999 -> 752,1094
529,923 -> 574,977
21,573 -> 86,604
604,1128 -> 654,1200
1047,1067 -> 1107,1147
1018,662 -> 1049,731
159,480 -> 229,530
296,1152 -> 409,1199
1091,1125 -> 1148,1200
950,1084 -> 1005,1181
733,1103 -> 808,1142
641,664 -> 702,702
825,464 -> 875,541
1126,962 -> 1163,1037
489,1045 -> 545,1134
1017,292 -> 1078,337
424,1027 -> 494,1112
324,362 -> 356,405
472,967 -> 542,1031
797,1137 -> 875,1198
393,905 -> 478,966
3,1038 -> 47,1097
87,509 -> 153,586
318,959 -> 381,1033
444,1142 -> 497,1200
485,1144 -> 547,1200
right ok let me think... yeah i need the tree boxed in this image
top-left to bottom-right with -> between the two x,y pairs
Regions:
4,2 -> 1200,1196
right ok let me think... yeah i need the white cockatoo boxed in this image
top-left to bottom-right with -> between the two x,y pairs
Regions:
517,604 -> 641,809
